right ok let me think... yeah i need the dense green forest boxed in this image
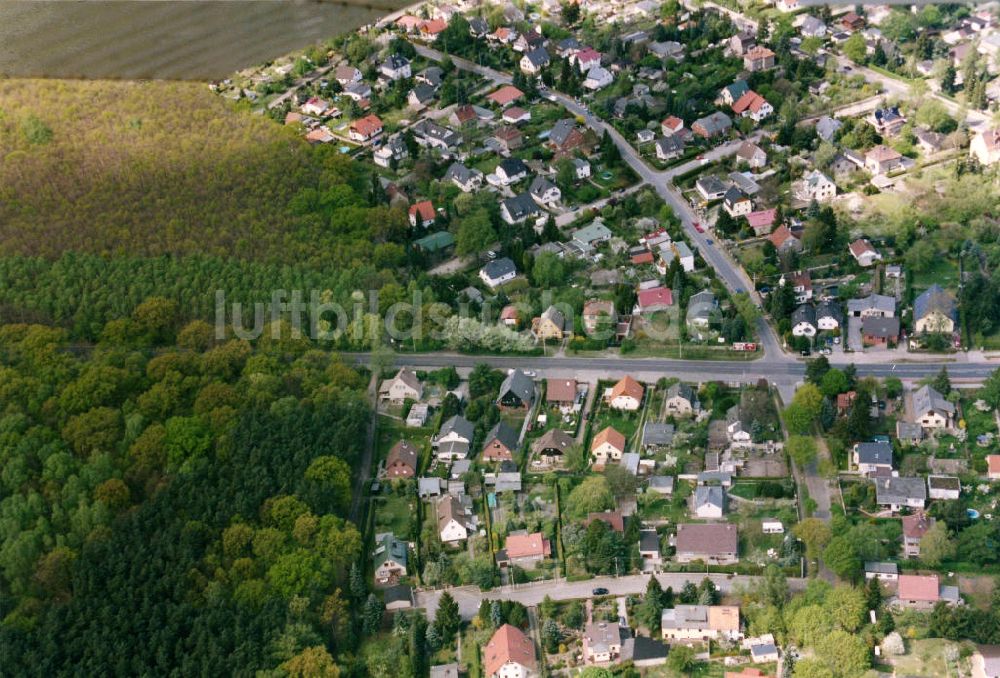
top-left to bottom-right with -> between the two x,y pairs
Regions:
0,303 -> 372,675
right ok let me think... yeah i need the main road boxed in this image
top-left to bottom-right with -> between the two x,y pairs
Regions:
416,571 -> 808,619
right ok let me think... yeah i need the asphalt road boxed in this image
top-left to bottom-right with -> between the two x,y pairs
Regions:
353,351 -> 997,383
416,572 -> 808,619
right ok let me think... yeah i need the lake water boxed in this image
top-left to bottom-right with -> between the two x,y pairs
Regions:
0,0 -> 404,81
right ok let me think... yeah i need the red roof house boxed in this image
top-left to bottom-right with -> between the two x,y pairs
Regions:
488,85 -> 525,107
408,200 -> 436,228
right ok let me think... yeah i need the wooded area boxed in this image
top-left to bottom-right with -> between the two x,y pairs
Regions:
0,302 -> 372,675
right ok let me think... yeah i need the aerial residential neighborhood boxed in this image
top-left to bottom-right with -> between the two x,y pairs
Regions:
205,1 -> 1000,678
6,0 -> 1000,675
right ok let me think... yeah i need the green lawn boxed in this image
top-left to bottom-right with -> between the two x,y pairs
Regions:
373,494 -> 415,536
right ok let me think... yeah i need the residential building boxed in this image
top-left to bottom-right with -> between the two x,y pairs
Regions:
408,83 -> 437,109
583,66 -> 614,90
386,440 -> 419,478
573,221 -> 613,251
484,624 -> 537,678
847,294 -> 895,318
584,621 -> 623,663
498,533 -> 550,568
661,605 -> 741,641
437,415 -> 474,448
503,106 -> 531,124
696,175 -> 728,201
546,378 -> 578,408
481,421 -> 520,462
412,119 -> 462,151
495,125 -> 523,152
853,441 -> 893,475
732,90 -> 773,122
816,300 -> 842,331
686,290 -> 717,336
746,208 -> 777,235
783,269 -> 813,304
500,193 -> 543,225
791,304 -> 817,337
816,115 -> 843,142
532,428 -> 574,464
380,54 -> 412,80
480,258 -> 518,288
865,145 -> 903,174
373,136 -> 408,168
519,46 -> 550,74
875,476 -> 928,512
902,511 -> 933,557
798,170 -> 837,201
655,135 -> 685,161
723,187 -> 753,217
409,200 -> 436,228
894,574 -> 960,610
798,15 -> 827,37
437,495 -> 471,543
532,305 -> 567,341
862,316 -> 900,347
896,420 -> 924,445
913,385 -> 955,430
726,405 -> 751,446
444,162 -> 485,192
583,299 -> 616,335
661,116 -> 685,137
970,128 -> 1000,165
334,65 -> 362,86
607,376 -> 644,410
692,112 -> 733,139
868,106 -> 907,137
349,114 -> 383,143
373,532 -> 408,584
529,176 -> 561,206
665,382 -> 698,416
493,157 -> 529,186
497,370 -> 534,409
674,523 -> 739,564
720,80 -> 750,106
672,241 -> 695,273
849,238 -> 883,267
384,583 -> 414,610
548,119 -> 586,153
914,284 -> 957,334
988,455 -> 1000,480
693,485 -> 725,518
643,423 -> 675,451
743,46 -> 776,71
865,561 -> 899,581
768,224 -> 802,253
928,475 -> 961,500
737,141 -> 767,168
591,426 -> 626,464
379,368 -> 423,403
634,286 -> 673,314
487,85 -> 524,108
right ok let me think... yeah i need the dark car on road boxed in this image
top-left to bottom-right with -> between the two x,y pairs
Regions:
592,587 -> 609,595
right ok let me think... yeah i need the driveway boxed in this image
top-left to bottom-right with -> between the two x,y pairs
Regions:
847,317 -> 864,352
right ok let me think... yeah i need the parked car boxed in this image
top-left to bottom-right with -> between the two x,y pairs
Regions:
592,587 -> 609,595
